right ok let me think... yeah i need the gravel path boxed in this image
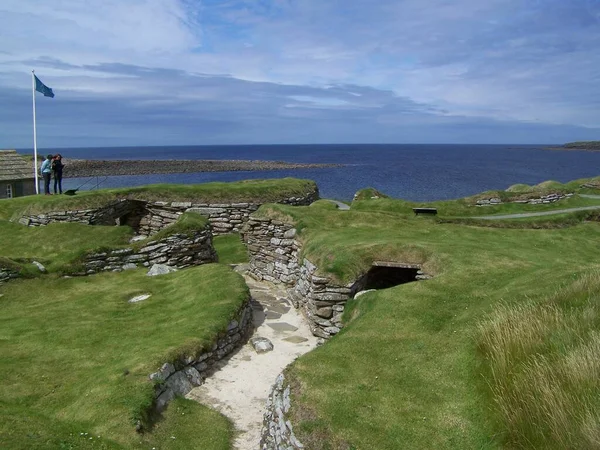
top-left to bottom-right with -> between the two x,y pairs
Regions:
61,158 -> 339,178
186,268 -> 318,450
472,205 -> 600,220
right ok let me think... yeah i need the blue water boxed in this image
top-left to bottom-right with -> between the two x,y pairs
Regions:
33,144 -> 600,202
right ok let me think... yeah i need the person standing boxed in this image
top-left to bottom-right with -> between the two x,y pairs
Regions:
52,154 -> 64,194
40,154 -> 53,195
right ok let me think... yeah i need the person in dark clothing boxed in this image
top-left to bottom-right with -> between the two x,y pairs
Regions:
40,154 -> 53,195
52,154 -> 64,194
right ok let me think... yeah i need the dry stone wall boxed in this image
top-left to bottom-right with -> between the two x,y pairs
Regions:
0,267 -> 19,285
147,300 -> 253,418
476,192 -> 574,206
242,217 -> 354,338
19,188 -> 319,237
243,217 -> 431,339
82,228 -> 216,274
260,373 -> 305,450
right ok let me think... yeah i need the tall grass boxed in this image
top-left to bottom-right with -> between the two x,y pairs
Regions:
478,271 -> 600,449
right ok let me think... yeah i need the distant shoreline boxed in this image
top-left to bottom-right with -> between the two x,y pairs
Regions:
60,158 -> 341,178
544,141 -> 600,152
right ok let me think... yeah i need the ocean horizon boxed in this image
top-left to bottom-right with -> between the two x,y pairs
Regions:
19,143 -> 600,202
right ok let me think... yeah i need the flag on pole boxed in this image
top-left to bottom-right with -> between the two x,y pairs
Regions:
34,75 -> 54,98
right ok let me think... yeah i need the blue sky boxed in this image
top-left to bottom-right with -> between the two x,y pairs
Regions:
0,0 -> 599,147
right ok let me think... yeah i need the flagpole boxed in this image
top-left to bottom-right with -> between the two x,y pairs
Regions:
32,70 -> 39,194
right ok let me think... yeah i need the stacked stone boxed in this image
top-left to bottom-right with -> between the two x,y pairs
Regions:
260,373 -> 305,450
242,217 -> 301,285
289,259 -> 350,338
19,186 -> 319,237
476,192 -> 573,206
19,209 -> 95,226
0,267 -> 19,284
148,301 -> 253,415
83,229 -> 216,274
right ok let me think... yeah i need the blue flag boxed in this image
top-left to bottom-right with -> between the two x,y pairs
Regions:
34,75 -> 54,98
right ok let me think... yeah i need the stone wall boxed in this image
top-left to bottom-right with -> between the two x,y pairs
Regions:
0,267 -> 19,285
18,188 -> 319,237
242,217 -> 431,339
82,228 -> 216,274
260,373 -> 305,450
147,300 -> 253,419
476,192 -> 574,206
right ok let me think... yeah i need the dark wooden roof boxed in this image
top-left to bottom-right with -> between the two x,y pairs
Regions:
0,150 -> 35,181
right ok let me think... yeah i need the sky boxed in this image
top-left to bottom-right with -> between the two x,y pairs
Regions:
1,0 -> 599,147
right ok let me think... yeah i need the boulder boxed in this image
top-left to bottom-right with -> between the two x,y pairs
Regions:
147,264 -> 178,277
251,336 -> 274,353
32,261 -> 46,273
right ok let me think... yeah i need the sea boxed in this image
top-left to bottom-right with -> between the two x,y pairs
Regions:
32,144 -> 600,202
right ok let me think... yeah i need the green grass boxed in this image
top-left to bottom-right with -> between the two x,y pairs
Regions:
0,178 -> 317,220
251,200 -> 600,449
0,265 -> 248,449
351,191 -> 600,219
131,212 -> 209,249
0,221 -> 133,274
213,234 -> 249,265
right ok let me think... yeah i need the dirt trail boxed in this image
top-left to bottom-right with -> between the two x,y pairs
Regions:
186,269 -> 318,450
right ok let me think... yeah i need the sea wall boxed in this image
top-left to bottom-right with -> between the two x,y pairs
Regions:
19,188 -> 319,237
82,228 -> 216,274
147,300 -> 253,418
476,192 -> 574,206
260,373 -> 304,450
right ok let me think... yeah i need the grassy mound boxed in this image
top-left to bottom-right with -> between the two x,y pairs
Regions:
254,197 -> 600,448
505,183 -> 531,192
0,265 -> 247,449
0,178 -> 317,220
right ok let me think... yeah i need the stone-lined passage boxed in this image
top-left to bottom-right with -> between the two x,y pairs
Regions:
147,300 -> 253,421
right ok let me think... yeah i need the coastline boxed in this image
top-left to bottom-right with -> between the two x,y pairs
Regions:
59,158 -> 341,178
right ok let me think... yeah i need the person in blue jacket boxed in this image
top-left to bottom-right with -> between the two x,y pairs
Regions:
40,154 -> 53,195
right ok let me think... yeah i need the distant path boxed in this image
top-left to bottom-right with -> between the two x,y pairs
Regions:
579,194 -> 600,199
472,205 -> 600,220
322,199 -> 350,210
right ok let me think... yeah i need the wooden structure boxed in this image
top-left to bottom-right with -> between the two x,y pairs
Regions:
412,207 -> 438,216
0,150 -> 36,199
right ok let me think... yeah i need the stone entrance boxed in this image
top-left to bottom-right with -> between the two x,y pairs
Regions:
358,261 -> 421,290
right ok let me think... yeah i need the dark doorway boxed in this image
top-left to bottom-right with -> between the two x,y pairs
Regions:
359,263 -> 419,290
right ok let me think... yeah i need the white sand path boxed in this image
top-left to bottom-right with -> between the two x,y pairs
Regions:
186,272 -> 319,450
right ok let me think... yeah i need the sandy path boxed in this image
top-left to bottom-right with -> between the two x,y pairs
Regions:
186,271 -> 318,450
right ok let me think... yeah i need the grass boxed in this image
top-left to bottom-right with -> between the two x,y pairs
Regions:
251,196 -> 600,449
351,191 -> 600,219
0,178 -> 317,220
213,234 -> 249,265
0,265 -> 248,449
477,271 -> 600,449
0,221 -> 133,274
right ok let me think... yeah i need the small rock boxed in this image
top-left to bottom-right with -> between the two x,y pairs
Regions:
122,263 -> 137,271
129,235 -> 147,243
32,261 -> 46,273
355,289 -> 376,299
128,294 -> 151,303
146,264 -> 178,277
250,336 -> 274,353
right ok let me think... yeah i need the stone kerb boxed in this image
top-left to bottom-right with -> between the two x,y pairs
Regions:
83,227 -> 216,274
147,300 -> 253,420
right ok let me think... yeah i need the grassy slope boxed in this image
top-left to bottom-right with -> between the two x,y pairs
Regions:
0,178 -> 317,221
213,234 -> 249,265
258,203 -> 600,449
0,265 -> 247,449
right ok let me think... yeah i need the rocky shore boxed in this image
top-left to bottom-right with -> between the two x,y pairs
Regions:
60,158 -> 340,178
